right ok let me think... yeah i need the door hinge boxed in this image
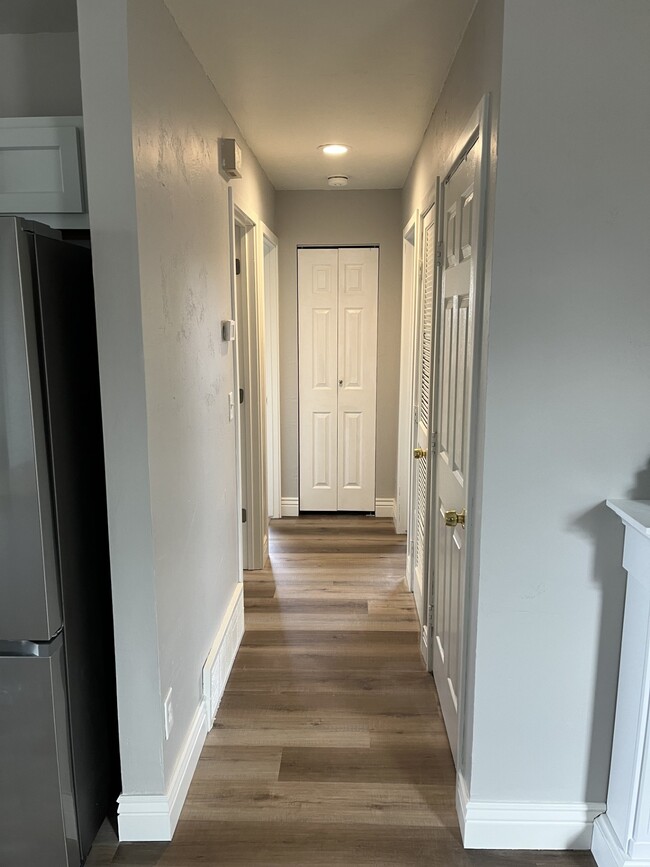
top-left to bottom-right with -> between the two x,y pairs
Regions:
435,241 -> 444,267
235,257 -> 241,276
242,508 -> 247,523
239,388 -> 244,404
418,259 -> 423,283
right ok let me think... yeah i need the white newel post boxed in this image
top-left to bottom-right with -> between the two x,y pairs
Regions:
592,500 -> 650,867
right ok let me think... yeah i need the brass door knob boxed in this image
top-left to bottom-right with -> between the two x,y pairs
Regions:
444,509 -> 466,528
413,447 -> 427,459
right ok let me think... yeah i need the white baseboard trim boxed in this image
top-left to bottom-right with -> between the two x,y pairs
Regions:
281,496 -> 299,517
457,774 -> 605,850
117,702 -> 207,842
375,498 -> 396,520
592,813 -> 643,867
117,583 -> 245,843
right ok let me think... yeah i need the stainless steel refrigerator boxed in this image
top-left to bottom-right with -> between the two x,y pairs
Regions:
0,217 -> 119,866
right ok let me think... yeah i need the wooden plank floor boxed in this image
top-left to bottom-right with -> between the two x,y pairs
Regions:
87,515 -> 595,866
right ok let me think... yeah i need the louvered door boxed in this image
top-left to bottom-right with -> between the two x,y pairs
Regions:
412,209 -> 436,627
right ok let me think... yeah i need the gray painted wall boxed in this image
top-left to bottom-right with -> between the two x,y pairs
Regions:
469,0 -> 650,806
0,32 -> 82,116
275,189 -> 403,503
401,0 -> 504,786
77,0 -> 274,796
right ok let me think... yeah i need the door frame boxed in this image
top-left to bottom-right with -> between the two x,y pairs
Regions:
260,223 -> 281,520
229,190 -> 268,571
396,212 -> 419,541
427,96 -> 491,775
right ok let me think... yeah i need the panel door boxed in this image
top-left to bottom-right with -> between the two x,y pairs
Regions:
298,248 -> 339,511
337,247 -> 378,512
412,210 -> 436,628
432,139 -> 479,763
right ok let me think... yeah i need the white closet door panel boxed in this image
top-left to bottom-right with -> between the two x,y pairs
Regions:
413,211 -> 437,627
433,138 -> 479,764
337,248 -> 378,512
299,248 -> 338,511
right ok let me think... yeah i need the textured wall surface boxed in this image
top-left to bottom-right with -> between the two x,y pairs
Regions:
78,0 -> 274,796
275,189 -> 403,503
128,0 -> 274,787
470,0 -> 650,807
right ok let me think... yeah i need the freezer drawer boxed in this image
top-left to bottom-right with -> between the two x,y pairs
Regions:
0,634 -> 80,867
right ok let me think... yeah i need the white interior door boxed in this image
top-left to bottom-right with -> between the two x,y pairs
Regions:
298,248 -> 339,511
432,138 -> 479,764
298,247 -> 378,512
337,247 -> 378,512
412,208 -> 437,629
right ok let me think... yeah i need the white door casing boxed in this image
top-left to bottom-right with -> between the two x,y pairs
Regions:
432,137 -> 479,765
298,247 -> 378,512
231,194 -> 268,572
261,226 -> 281,520
412,206 -> 437,630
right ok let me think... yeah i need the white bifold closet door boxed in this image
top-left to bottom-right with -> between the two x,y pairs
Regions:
298,247 -> 378,512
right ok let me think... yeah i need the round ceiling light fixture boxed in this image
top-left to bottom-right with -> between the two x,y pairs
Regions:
328,175 -> 349,187
319,143 -> 349,156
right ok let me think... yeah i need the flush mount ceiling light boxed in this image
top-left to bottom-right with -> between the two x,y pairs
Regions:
319,144 -> 349,156
328,175 -> 349,187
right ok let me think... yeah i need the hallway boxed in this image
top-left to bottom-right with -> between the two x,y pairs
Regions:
88,517 -> 596,866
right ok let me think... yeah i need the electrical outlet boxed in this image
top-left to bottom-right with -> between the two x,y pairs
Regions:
228,391 -> 234,422
163,688 -> 174,740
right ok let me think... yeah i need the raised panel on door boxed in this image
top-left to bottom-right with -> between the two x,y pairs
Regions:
298,248 -> 338,510
433,137 -> 479,765
337,247 -> 378,511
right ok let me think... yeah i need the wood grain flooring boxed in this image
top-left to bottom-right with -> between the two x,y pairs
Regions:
87,515 -> 595,866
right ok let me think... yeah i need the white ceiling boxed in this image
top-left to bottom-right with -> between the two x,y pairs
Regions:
0,0 -> 77,33
164,0 -> 476,190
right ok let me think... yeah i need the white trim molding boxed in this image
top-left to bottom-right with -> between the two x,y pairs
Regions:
281,496 -> 299,517
592,813 -> 643,867
457,774 -> 605,850
117,583 -> 245,842
117,703 -> 207,842
375,498 -> 396,521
